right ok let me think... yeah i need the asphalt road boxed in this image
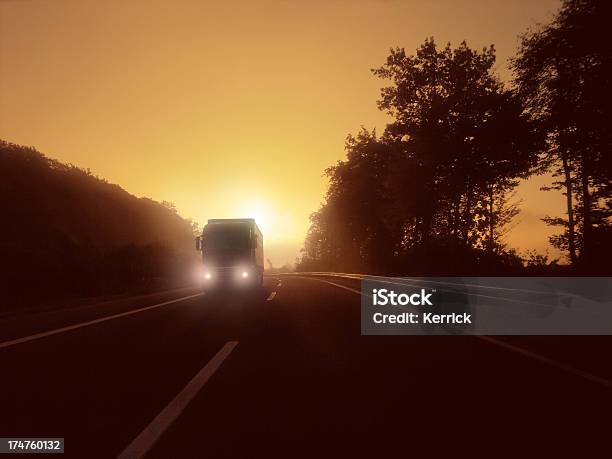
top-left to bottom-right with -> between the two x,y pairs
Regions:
0,275 -> 610,458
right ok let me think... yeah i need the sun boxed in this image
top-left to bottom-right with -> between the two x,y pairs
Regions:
236,199 -> 273,238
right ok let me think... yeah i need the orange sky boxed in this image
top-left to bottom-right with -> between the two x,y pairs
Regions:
0,0 -> 563,266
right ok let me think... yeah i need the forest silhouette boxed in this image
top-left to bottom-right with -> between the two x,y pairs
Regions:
297,0 -> 611,275
0,141 -> 198,311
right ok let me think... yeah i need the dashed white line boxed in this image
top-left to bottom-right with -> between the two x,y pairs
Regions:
0,293 -> 204,350
117,341 -> 238,459
266,291 -> 277,301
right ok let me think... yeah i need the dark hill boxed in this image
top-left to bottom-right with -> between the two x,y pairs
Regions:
0,140 -> 199,310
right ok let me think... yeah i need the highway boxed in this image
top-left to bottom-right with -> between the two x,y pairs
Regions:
0,275 -> 610,458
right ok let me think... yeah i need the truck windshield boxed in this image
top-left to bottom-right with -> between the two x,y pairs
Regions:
203,225 -> 250,251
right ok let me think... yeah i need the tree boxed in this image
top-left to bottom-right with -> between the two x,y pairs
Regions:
299,129 -> 394,272
512,0 -> 612,267
372,39 -> 539,251
299,39 -> 541,274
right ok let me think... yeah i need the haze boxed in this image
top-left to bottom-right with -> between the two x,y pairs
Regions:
0,0 -> 562,266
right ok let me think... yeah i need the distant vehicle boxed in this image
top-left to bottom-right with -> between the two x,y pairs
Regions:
195,218 -> 264,288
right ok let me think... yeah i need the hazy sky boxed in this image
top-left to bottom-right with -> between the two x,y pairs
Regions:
0,0 -> 562,265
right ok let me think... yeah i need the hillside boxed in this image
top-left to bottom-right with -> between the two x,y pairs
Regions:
0,140 -> 199,309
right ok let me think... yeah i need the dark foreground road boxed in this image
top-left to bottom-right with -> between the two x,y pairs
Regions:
0,276 -> 610,458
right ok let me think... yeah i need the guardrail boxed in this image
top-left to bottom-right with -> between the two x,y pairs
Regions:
275,272 -> 575,297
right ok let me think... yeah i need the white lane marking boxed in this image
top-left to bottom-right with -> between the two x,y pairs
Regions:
299,276 -> 612,389
288,274 -> 558,309
478,336 -> 612,388
266,291 -> 277,301
288,272 -> 561,296
294,276 -> 364,297
118,341 -> 238,459
269,276 -> 282,288
0,293 -> 204,350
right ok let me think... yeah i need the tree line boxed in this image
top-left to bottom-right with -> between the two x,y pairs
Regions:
297,0 -> 611,275
0,141 -> 199,311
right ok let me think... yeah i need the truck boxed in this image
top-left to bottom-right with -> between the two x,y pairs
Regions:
195,218 -> 264,288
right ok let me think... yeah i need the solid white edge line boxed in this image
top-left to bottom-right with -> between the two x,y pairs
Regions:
286,272 -> 573,296
477,335 -> 612,388
0,293 -> 204,350
283,273 -> 564,308
297,275 -> 612,389
292,276 -> 364,297
117,341 -> 239,459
